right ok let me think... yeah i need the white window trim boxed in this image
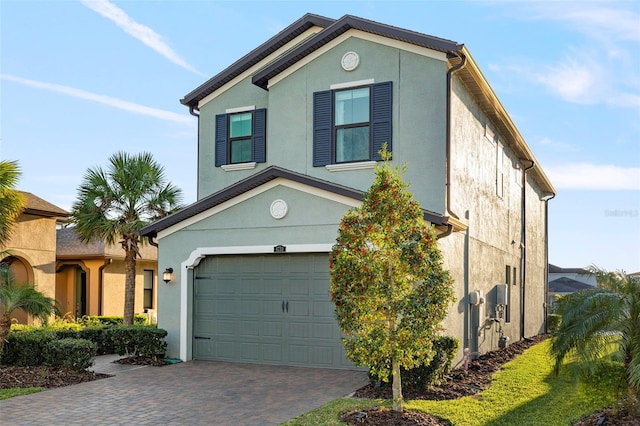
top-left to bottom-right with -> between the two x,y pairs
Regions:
225,105 -> 255,114
221,162 -> 257,171
330,79 -> 375,90
326,161 -> 377,172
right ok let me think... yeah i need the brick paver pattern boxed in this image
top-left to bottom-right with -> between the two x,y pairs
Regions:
0,357 -> 368,426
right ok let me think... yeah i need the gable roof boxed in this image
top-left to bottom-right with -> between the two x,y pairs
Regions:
20,191 -> 69,219
251,14 -> 461,90
549,277 -> 595,293
139,166 -> 448,238
181,13 -> 334,109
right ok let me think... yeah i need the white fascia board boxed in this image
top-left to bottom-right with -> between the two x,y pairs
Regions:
198,27 -> 324,108
268,29 -> 448,89
157,177 -> 361,240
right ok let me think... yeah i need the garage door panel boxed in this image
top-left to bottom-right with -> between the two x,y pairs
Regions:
193,254 -> 357,369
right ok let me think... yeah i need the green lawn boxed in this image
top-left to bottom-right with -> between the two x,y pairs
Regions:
282,340 -> 623,426
0,387 -> 43,400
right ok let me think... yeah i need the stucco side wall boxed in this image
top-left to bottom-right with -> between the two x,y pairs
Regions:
100,259 -> 158,317
3,214 -> 57,303
440,75 -> 548,359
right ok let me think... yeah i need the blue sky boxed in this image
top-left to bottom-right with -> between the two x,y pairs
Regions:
1,1 -> 639,272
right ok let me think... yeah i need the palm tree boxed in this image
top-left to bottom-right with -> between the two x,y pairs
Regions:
0,264 -> 61,355
550,266 -> 640,416
0,160 -> 26,248
71,151 -> 182,325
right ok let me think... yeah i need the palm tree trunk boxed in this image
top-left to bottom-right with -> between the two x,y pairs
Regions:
123,248 -> 137,326
0,313 -> 12,354
626,350 -> 639,416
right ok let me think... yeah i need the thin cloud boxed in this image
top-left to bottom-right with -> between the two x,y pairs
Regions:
527,3 -> 640,43
80,0 -> 205,76
538,137 -> 580,153
1,74 -> 193,125
546,163 -> 640,190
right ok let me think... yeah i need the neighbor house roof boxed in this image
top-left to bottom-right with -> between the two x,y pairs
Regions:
548,263 -> 589,274
549,277 -> 594,293
57,227 -> 156,260
180,13 -> 555,197
20,191 -> 69,219
139,166 -> 449,238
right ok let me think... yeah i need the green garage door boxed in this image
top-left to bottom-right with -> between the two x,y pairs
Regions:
193,254 -> 354,369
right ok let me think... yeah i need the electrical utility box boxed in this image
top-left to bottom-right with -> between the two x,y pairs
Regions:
496,284 -> 508,306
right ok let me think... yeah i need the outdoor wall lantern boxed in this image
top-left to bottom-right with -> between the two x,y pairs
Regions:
162,267 -> 174,284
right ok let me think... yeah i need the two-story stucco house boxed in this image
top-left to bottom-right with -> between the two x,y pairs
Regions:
141,14 -> 555,367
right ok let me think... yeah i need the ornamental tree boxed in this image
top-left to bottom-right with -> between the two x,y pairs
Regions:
330,152 -> 455,412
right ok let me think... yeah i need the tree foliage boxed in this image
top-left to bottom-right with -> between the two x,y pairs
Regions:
0,264 -> 61,355
551,266 -> 640,415
0,160 -> 25,248
330,153 -> 455,411
71,151 -> 182,325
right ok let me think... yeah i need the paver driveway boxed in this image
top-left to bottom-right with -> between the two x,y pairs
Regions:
0,357 -> 368,426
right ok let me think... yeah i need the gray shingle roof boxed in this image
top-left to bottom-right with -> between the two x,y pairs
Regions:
20,191 -> 69,218
549,277 -> 594,293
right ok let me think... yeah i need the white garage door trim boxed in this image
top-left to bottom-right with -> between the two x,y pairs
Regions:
178,244 -> 333,360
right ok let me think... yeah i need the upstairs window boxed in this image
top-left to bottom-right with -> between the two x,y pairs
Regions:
313,81 -> 392,166
215,108 -> 266,167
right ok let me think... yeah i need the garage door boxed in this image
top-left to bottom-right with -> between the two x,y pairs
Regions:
193,254 -> 355,369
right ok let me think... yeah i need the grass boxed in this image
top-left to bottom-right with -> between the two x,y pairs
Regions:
281,340 -> 623,426
0,387 -> 43,400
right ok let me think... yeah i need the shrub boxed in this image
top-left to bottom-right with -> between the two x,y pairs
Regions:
1,331 -> 56,366
79,327 -> 115,355
79,315 -> 147,326
110,326 -> 167,360
369,336 -> 459,389
547,314 -> 561,334
43,338 -> 97,371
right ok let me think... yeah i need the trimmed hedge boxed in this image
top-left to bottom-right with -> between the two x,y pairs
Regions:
109,326 -> 167,360
1,324 -> 168,368
369,336 -> 460,389
77,315 -> 148,326
42,338 -> 97,371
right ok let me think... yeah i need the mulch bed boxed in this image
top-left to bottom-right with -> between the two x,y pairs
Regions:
0,365 -> 111,389
343,334 -> 639,426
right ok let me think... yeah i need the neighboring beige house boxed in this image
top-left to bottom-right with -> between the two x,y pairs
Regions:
1,192 -> 69,324
547,263 -> 596,308
56,228 -> 158,319
1,191 -> 158,324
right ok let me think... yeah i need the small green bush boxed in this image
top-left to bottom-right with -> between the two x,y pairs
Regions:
369,336 -> 460,389
547,314 -> 561,333
110,326 -> 167,360
79,315 -> 147,326
43,338 -> 97,372
1,331 -> 56,366
79,327 -> 114,355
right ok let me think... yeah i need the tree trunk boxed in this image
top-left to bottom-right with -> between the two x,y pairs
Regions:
626,350 -> 639,416
0,313 -> 12,355
392,358 -> 403,412
123,247 -> 137,326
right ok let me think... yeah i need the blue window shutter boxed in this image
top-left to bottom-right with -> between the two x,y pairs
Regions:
253,108 -> 266,163
371,81 -> 392,161
313,90 -> 332,166
215,114 -> 228,167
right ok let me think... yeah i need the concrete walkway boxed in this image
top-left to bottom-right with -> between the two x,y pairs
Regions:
0,355 -> 368,425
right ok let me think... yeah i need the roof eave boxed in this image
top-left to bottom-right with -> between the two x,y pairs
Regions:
181,13 -> 335,109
